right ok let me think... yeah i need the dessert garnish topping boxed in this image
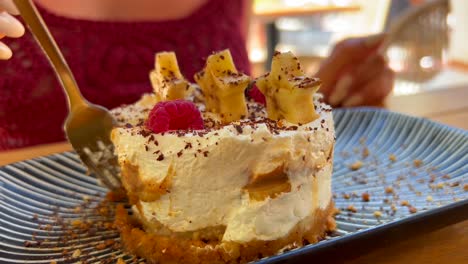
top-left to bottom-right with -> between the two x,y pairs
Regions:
256,51 -> 321,124
146,100 -> 204,133
150,51 -> 194,102
194,49 -> 250,123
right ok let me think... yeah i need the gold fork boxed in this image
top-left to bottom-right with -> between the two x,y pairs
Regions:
13,0 -> 121,190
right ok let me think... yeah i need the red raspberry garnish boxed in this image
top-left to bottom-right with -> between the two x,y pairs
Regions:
146,100 -> 204,133
248,84 -> 266,105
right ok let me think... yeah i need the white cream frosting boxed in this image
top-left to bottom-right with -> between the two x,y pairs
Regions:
111,95 -> 334,243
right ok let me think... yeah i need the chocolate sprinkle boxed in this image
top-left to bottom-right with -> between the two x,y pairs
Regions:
234,125 -> 243,134
156,154 -> 165,161
139,129 -> 151,138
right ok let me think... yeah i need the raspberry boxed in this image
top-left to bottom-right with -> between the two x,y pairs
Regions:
248,84 -> 266,105
146,100 -> 204,133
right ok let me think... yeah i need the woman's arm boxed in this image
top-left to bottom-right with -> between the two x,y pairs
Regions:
315,34 -> 394,107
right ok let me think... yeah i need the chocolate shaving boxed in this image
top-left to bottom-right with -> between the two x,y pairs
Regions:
234,125 -> 243,134
156,154 -> 165,161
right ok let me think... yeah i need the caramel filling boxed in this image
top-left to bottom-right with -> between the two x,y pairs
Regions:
121,161 -> 173,204
244,164 -> 292,201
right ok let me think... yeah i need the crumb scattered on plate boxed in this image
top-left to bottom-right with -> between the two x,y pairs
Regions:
413,159 -> 423,168
350,160 -> 363,171
361,192 -> 370,202
400,200 -> 409,206
346,205 -> 357,213
385,186 -> 394,194
373,211 -> 382,218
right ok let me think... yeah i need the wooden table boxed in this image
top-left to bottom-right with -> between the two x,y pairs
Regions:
254,4 -> 360,21
0,86 -> 467,263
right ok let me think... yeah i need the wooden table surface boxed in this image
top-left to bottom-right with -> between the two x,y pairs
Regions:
253,3 -> 360,20
0,86 -> 467,263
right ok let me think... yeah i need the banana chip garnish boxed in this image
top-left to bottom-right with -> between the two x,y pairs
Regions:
150,52 -> 194,102
194,50 -> 250,123
256,51 -> 321,124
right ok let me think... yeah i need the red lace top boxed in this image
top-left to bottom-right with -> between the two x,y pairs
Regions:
0,0 -> 250,150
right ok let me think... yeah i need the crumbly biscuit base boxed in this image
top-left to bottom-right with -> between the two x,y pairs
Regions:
114,201 -> 336,264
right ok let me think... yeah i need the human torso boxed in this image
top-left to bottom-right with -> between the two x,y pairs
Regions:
35,0 -> 209,21
0,0 -> 250,150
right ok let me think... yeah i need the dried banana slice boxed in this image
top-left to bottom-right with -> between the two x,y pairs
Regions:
256,51 -> 321,124
194,49 -> 250,123
149,52 -> 194,101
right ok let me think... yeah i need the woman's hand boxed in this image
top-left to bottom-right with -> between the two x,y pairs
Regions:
315,34 -> 394,107
0,0 -> 24,60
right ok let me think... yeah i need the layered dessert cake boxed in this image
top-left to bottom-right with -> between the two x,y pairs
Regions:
111,50 -> 336,263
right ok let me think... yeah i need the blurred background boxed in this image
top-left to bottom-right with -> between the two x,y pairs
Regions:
247,0 -> 468,96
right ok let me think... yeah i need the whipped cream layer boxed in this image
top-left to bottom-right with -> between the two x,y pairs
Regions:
111,95 -> 334,243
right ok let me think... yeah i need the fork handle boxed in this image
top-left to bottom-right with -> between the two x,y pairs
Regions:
13,0 -> 87,110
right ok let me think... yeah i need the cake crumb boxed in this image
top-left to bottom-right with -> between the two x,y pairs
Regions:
413,159 -> 423,168
117,259 -> 126,264
72,249 -> 81,258
346,205 -> 357,213
362,147 -> 369,158
32,214 -> 38,221
373,211 -> 382,218
464,184 -> 468,191
385,186 -> 394,194
426,195 -> 433,202
95,243 -> 107,250
400,200 -> 409,206
361,192 -> 370,202
343,193 -> 350,199
157,154 -> 165,161
409,206 -> 417,214
391,204 -> 397,212
389,154 -> 396,162
436,182 -> 444,189
349,161 -> 363,171
23,241 -> 33,247
50,261 -> 57,264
